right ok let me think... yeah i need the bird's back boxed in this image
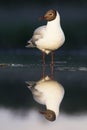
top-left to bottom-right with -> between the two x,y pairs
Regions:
32,25 -> 46,42
35,80 -> 64,102
35,80 -> 64,116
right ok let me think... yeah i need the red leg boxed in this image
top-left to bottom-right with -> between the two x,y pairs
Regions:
42,52 -> 45,65
51,51 -> 54,66
42,52 -> 45,78
50,51 -> 54,79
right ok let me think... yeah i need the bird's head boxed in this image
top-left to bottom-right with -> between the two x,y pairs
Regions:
39,9 -> 57,21
39,109 -> 56,121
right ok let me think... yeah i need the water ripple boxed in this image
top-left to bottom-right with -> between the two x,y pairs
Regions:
0,63 -> 87,72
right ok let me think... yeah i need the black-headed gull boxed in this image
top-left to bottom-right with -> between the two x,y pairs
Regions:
26,9 -> 65,66
26,76 -> 64,121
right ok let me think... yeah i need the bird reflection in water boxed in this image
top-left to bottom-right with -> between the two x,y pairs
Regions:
26,75 -> 64,122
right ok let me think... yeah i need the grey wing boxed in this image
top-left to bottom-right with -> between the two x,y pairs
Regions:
26,25 -> 46,48
26,81 -> 42,97
32,25 -> 46,42
34,25 -> 46,35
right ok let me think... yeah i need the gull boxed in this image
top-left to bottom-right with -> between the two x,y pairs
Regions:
26,9 -> 65,69
26,76 -> 64,121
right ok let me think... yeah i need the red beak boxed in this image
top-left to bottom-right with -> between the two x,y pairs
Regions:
39,110 -> 45,114
39,16 -> 45,20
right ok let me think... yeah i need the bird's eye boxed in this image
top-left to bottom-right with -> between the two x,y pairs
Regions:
48,114 -> 52,118
49,13 -> 52,15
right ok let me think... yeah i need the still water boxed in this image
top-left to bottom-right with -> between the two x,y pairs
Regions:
0,108 -> 87,130
0,49 -> 87,130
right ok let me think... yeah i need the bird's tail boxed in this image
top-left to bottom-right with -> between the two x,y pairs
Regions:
25,39 -> 36,48
25,81 -> 36,90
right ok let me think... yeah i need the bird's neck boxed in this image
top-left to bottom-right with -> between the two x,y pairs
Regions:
46,13 -> 61,31
46,101 -> 60,117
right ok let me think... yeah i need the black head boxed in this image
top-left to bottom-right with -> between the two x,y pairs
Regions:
40,109 -> 56,121
40,9 -> 57,21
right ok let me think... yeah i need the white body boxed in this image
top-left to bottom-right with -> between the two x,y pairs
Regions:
27,76 -> 64,117
27,11 -> 65,54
